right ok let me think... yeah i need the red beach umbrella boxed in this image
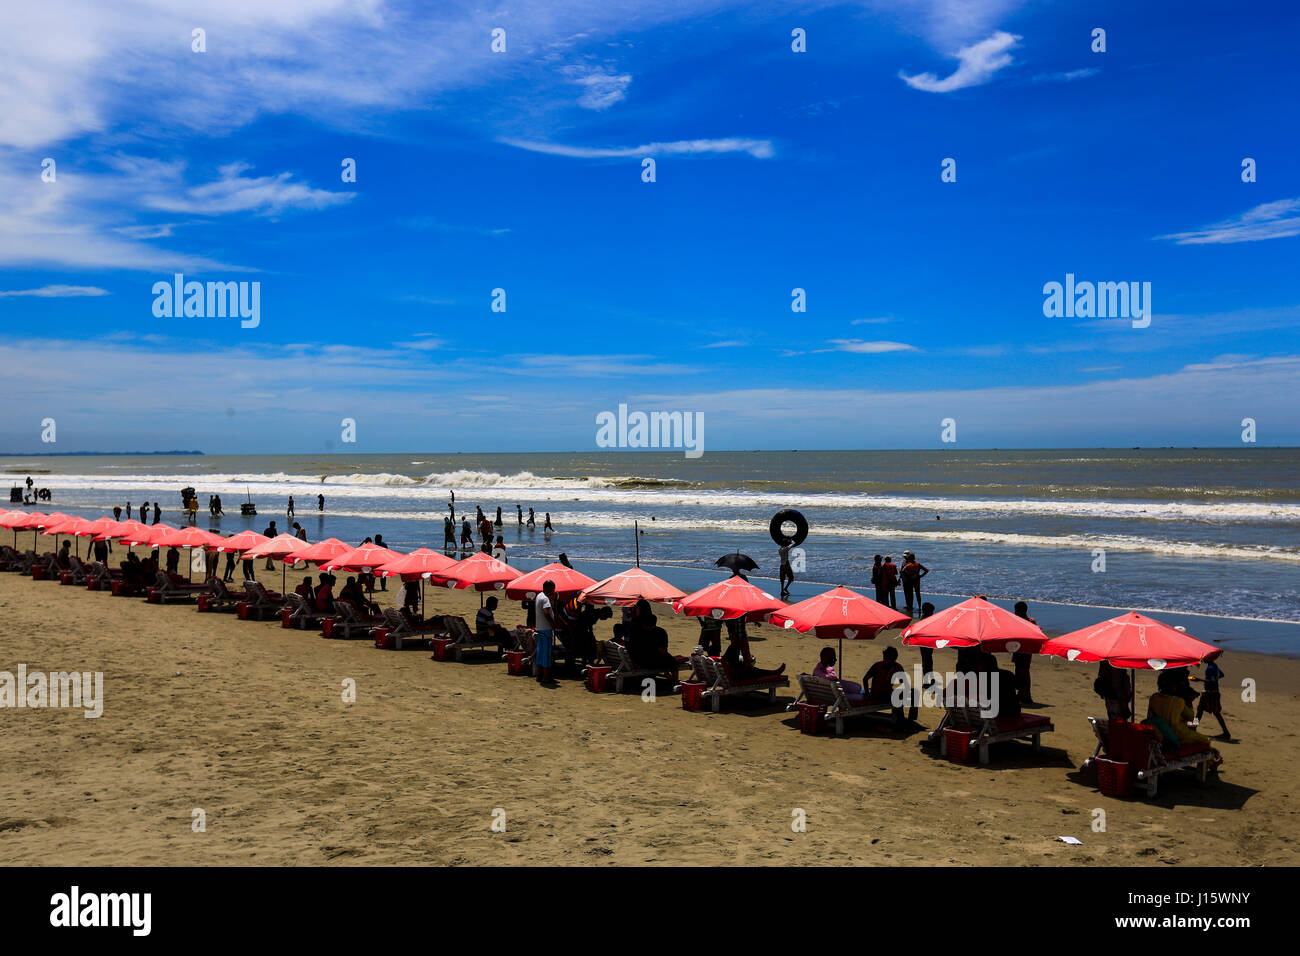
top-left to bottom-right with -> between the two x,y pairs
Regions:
578,567 -> 686,608
505,562 -> 597,602
1041,611 -> 1221,670
152,525 -> 223,580
768,585 -> 909,638
242,533 -> 313,591
319,542 -> 402,574
673,576 -> 787,623
0,510 -> 35,549
377,547 -> 458,581
212,530 -> 269,554
291,537 -> 354,567
119,521 -> 176,548
428,551 -> 521,591
900,596 -> 1047,654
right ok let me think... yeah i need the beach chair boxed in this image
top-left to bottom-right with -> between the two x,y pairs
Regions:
377,607 -> 446,650
790,674 -> 896,736
283,592 -> 322,630
327,600 -> 385,639
691,652 -> 789,713
1081,716 -> 1110,770
60,555 -> 92,586
239,580 -> 285,619
938,701 -> 1054,766
0,545 -> 21,571
84,561 -> 123,590
204,578 -> 249,612
442,614 -> 504,661
1106,719 -> 1215,798
150,569 -> 207,604
591,641 -> 659,693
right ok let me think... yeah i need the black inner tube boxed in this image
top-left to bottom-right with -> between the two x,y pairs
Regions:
769,509 -> 808,547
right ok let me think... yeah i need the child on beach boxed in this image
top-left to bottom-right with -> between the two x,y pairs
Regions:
1193,660 -> 1231,739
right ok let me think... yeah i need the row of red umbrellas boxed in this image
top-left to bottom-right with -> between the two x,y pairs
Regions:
4,508 -> 1221,677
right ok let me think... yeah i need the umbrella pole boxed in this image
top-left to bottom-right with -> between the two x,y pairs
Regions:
635,521 -> 640,568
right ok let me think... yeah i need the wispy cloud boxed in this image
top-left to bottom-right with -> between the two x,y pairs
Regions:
565,65 -> 632,110
700,340 -> 746,349
828,339 -> 919,354
1032,67 -> 1100,83
0,284 -> 109,298
500,137 -> 774,159
1157,198 -> 1300,245
900,30 -> 1020,92
141,162 -> 352,217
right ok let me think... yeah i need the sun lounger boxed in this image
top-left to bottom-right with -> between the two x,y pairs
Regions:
376,606 -> 446,650
283,592 -> 322,629
326,600 -> 385,639
938,702 -> 1054,765
789,673 -> 896,735
85,561 -> 123,589
238,580 -> 284,619
60,555 -> 92,585
688,652 -> 788,712
439,614 -> 504,661
203,578 -> 249,612
149,569 -> 207,604
598,641 -> 660,692
0,545 -> 22,570
1097,718 -> 1215,797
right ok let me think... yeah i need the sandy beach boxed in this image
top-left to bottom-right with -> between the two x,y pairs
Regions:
1,560 -> 1297,867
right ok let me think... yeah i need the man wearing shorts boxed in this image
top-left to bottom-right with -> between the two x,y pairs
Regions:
534,580 -> 558,685
1194,660 -> 1231,739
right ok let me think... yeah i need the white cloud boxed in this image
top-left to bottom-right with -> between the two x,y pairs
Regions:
501,137 -> 774,159
700,340 -> 746,349
1032,67 -> 1100,83
828,339 -> 919,354
0,284 -> 109,298
141,162 -> 353,217
1157,198 -> 1300,245
565,66 -> 632,110
899,30 -> 1020,92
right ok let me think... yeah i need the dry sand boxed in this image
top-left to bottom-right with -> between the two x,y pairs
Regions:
1,557 -> 1297,866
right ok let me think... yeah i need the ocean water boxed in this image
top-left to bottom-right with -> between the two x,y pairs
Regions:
7,448 -> 1299,652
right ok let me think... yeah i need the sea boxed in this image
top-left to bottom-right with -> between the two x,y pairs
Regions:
6,448 -> 1298,655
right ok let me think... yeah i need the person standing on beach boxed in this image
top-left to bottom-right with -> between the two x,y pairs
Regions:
113,506 -> 122,521
373,535 -> 389,590
543,512 -> 554,531
152,503 -> 161,525
900,551 -> 928,617
778,542 -> 794,599
287,496 -> 295,518
527,508 -> 535,527
1012,601 -> 1039,706
126,501 -> 132,521
1193,660 -> 1231,739
460,518 -> 473,550
443,515 -> 455,549
293,522 -> 307,542
534,580 -> 558,685
494,506 -> 502,530
262,520 -> 278,570
880,555 -> 899,609
871,555 -> 885,604
223,545 -> 237,582
907,602 -> 937,722
517,504 -> 523,525
139,502 -> 148,522
317,494 -> 324,512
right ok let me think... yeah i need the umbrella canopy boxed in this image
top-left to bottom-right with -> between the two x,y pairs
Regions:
118,521 -> 176,547
291,537 -> 354,566
319,542 -> 402,573
428,551 -> 521,591
73,517 -> 120,540
505,562 -> 597,601
768,585 -> 909,639
673,576 -> 787,622
900,596 -> 1047,654
715,552 -> 759,573
377,547 -> 458,581
35,512 -> 72,533
212,530 -> 270,554
579,567 -> 686,607
1041,611 -> 1221,669
153,526 -> 224,550
0,510 -> 33,528
94,519 -> 150,542
243,533 -> 313,562
8,511 -> 47,530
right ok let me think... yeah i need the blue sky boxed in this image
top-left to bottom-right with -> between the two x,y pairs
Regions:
1,0 -> 1297,453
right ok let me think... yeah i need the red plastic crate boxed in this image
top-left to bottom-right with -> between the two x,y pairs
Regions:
945,727 -> 977,762
680,679 -> 707,711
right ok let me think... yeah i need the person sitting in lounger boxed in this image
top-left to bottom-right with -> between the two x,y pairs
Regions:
475,596 -> 512,644
814,647 -> 862,695
165,546 -> 181,575
1147,670 -> 1213,750
295,576 -> 315,604
56,540 -> 72,569
339,576 -> 378,615
628,611 -> 687,683
313,574 -> 335,614
1093,660 -> 1132,721
721,628 -> 785,681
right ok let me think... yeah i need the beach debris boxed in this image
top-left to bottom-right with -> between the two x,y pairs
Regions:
1057,836 -> 1083,845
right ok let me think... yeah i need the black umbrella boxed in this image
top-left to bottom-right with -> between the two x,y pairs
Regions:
715,552 -> 759,574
